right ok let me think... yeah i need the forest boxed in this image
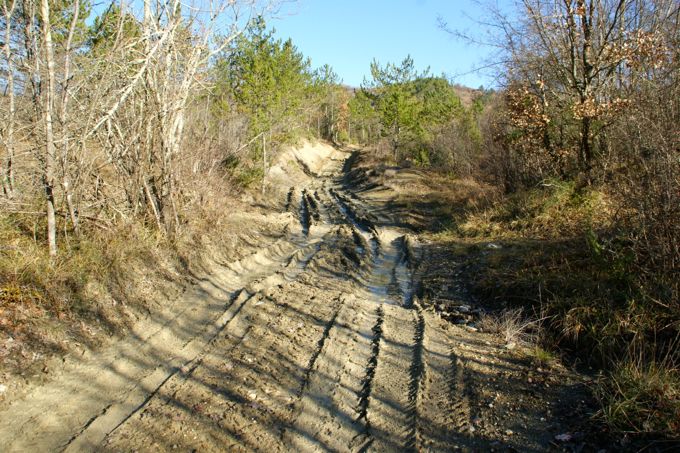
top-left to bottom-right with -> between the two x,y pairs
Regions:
1,0 -> 678,448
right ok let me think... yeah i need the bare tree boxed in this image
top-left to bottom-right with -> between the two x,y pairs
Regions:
58,0 -> 81,234
1,0 -> 17,197
1,0 -> 283,254
109,0 -> 279,233
40,0 -> 58,256
445,0 -> 675,180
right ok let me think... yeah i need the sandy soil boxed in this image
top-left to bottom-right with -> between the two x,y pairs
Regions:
0,143 -> 593,452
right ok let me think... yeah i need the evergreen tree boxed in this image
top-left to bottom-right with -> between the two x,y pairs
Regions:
362,55 -> 424,160
348,89 -> 379,144
216,17 -> 312,144
88,2 -> 140,53
361,56 -> 464,164
212,17 -> 316,188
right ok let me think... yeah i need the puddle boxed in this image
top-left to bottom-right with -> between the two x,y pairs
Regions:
362,234 -> 414,307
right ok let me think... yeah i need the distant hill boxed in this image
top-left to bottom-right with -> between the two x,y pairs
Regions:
346,83 -> 485,108
451,84 -> 483,107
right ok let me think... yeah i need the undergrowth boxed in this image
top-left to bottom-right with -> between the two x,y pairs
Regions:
425,178 -> 679,442
597,348 -> 679,437
458,178 -> 612,239
0,208 -> 221,380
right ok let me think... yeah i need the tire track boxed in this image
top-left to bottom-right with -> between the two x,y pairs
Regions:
104,282 -> 320,451
283,296 -> 379,452
394,235 -> 418,308
296,297 -> 344,398
349,304 -> 384,452
300,190 -> 311,235
304,189 -> 321,223
329,187 -> 378,236
4,247 -> 293,453
406,306 -> 425,451
58,223 -> 334,452
415,310 -> 476,451
449,350 -> 473,436
326,187 -> 381,268
361,303 -> 415,452
63,289 -> 259,452
285,186 -> 295,212
305,183 -> 336,226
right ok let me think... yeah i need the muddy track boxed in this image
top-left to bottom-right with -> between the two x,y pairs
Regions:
285,186 -> 295,213
299,191 -> 312,236
303,190 -> 321,223
0,145 -> 586,452
329,187 -> 378,236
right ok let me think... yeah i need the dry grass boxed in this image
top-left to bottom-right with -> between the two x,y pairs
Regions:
477,308 -> 540,346
0,202 -> 231,380
0,152 -> 267,383
416,174 -> 679,441
456,179 -> 612,240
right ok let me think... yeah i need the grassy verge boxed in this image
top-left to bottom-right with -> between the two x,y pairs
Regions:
455,181 -> 679,442
0,214 -> 180,377
0,193 -> 247,387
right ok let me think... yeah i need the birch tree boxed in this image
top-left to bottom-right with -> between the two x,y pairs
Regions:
117,0 -> 279,232
40,0 -> 58,256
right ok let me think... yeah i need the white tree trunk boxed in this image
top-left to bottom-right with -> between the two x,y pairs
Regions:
60,0 -> 80,234
41,0 -> 58,257
262,133 -> 267,196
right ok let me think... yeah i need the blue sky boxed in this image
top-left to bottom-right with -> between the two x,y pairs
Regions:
271,0 -> 506,88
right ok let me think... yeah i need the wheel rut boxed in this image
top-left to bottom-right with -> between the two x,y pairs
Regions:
406,306 -> 425,451
285,187 -> 295,212
64,289 -> 262,452
0,212 -> 332,452
282,296 -> 379,452
1,145 -> 563,453
329,188 -> 378,237
104,282 -> 334,451
350,303 -> 384,453
296,297 -> 344,399
362,303 -> 419,452
299,191 -> 312,236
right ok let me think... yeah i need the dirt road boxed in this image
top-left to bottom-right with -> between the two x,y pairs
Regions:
0,144 -> 590,452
